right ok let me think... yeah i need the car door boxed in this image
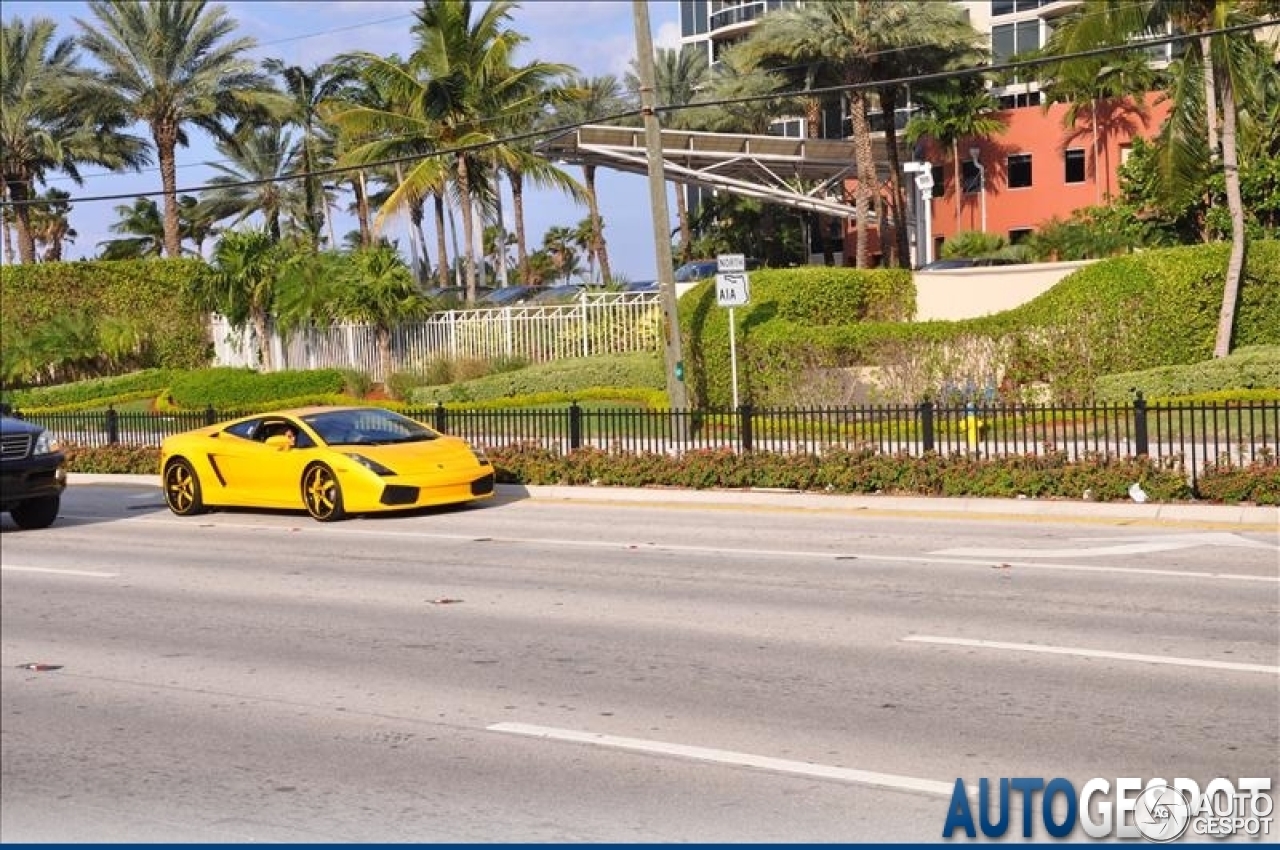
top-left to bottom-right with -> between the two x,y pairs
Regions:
210,418 -> 310,507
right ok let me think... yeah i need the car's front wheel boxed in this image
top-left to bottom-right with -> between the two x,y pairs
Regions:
163,458 -> 205,516
9,495 -> 60,529
302,463 -> 346,522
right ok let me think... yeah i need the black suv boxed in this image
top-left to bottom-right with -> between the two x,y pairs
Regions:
0,407 -> 66,529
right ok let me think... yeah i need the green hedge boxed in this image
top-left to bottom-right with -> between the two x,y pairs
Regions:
1095,345 -> 1280,402
689,242 -> 1280,406
407,352 -> 665,405
0,259 -> 211,377
3,369 -> 178,411
680,266 -> 914,407
165,367 -> 347,409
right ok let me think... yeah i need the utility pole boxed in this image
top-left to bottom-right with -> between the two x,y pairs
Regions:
632,0 -> 689,412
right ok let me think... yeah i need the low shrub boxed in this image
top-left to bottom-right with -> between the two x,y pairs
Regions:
166,367 -> 347,409
1195,454 -> 1280,505
1095,345 -> 1280,402
407,352 -> 664,405
3,369 -> 178,411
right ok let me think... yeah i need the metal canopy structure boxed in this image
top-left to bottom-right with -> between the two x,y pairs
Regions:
536,124 -> 892,220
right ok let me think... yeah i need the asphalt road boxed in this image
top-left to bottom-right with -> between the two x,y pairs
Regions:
2,482 -> 1277,842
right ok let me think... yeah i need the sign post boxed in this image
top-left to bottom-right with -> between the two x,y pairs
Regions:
716,254 -> 750,409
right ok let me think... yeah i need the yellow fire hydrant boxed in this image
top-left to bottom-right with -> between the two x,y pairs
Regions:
963,404 -> 985,452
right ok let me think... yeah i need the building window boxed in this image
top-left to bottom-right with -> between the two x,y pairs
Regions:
1065,149 -> 1086,184
931,165 -> 945,199
992,20 -> 1042,63
998,91 -> 1042,109
1008,153 -> 1033,188
962,161 -> 981,194
1009,228 -> 1033,244
1120,143 -> 1134,165
992,0 -> 1015,15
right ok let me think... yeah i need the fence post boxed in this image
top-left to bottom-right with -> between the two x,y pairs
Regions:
739,403 -> 754,453
105,406 -> 119,445
434,402 -> 447,433
1133,391 -> 1149,456
204,404 -> 217,427
568,401 -> 582,450
919,400 -> 935,453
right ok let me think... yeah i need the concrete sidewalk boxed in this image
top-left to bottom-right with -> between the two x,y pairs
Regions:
71,474 -> 1280,530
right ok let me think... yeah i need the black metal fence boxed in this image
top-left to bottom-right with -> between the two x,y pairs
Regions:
19,395 -> 1278,487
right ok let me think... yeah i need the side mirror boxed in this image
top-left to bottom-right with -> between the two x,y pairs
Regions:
265,435 -> 292,450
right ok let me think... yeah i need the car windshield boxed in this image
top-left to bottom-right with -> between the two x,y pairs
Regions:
301,409 -> 439,446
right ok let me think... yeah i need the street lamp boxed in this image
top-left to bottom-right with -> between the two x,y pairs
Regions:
903,161 -> 934,267
969,147 -> 987,234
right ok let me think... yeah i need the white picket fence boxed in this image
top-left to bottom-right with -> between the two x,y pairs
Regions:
211,291 -> 663,381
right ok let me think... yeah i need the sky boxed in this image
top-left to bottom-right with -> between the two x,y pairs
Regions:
5,0 -> 684,281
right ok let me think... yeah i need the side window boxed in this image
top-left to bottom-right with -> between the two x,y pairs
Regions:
224,420 -> 260,440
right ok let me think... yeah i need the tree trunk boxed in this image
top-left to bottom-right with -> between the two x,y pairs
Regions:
1201,36 -> 1219,158
848,89 -> 874,269
4,178 -> 37,264
252,309 -> 274,372
511,170 -> 529,283
952,138 -> 963,234
433,192 -> 449,290
456,154 -> 479,302
494,186 -> 510,289
410,196 -> 431,286
673,181 -> 691,266
354,170 -> 372,248
879,86 -> 910,268
1214,70 -> 1245,358
154,121 -> 183,258
1091,99 -> 1101,205
377,326 -> 394,392
584,164 -> 612,283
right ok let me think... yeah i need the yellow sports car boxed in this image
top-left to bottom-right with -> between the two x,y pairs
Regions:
159,406 -> 495,522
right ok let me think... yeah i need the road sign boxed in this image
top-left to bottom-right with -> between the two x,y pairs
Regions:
716,272 -> 750,307
717,253 -> 745,273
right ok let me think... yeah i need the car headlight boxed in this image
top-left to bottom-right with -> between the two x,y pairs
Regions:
470,446 -> 490,465
33,431 -> 61,455
346,453 -> 395,476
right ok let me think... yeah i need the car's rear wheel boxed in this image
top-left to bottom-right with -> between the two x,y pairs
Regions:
302,463 -> 346,522
10,495 -> 60,529
163,458 -> 205,516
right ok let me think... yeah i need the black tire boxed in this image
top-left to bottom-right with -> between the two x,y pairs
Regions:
10,495 -> 60,529
302,463 -> 346,522
163,458 -> 205,516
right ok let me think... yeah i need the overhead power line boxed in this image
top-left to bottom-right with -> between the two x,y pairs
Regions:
1,18 -> 1273,210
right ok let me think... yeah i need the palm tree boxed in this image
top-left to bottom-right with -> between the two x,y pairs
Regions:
1039,0 -> 1269,356
542,224 -> 579,284
737,2 -> 879,267
904,79 -> 1008,235
199,125 -> 303,241
263,59 -> 355,250
326,52 -> 454,290
863,1 -> 988,267
546,75 -> 624,282
98,197 -> 165,259
1,16 -> 148,263
483,68 -> 583,287
27,188 -> 77,261
73,0 -> 286,258
190,229 -> 280,369
332,244 -> 433,391
626,46 -> 710,265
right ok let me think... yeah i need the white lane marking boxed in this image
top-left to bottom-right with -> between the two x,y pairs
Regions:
903,636 -> 1280,675
123,515 -> 1280,583
487,722 -> 960,797
1,565 -> 118,578
934,532 -> 1277,559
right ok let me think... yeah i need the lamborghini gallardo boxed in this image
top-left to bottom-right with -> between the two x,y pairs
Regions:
159,406 -> 494,522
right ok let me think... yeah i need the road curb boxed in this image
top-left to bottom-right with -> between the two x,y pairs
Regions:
72,474 -> 1280,529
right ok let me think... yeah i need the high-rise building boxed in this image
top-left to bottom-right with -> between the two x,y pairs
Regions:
675,0 -> 1183,265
